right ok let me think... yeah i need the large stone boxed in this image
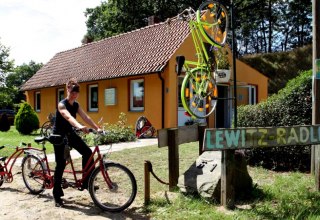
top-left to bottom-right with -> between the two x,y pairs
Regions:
178,151 -> 252,201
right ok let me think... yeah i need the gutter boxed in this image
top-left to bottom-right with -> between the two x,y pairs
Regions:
157,71 -> 165,129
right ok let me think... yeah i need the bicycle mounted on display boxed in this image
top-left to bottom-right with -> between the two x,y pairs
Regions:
176,1 -> 229,118
0,142 -> 33,187
21,128 -> 137,212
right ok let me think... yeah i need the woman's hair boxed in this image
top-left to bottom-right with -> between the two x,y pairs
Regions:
66,78 -> 80,92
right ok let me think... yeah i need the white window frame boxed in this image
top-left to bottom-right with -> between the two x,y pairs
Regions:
89,84 -> 98,112
35,91 -> 41,112
57,88 -> 64,103
130,79 -> 144,111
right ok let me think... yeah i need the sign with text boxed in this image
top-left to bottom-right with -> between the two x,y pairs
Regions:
203,125 -> 320,151
316,59 -> 320,79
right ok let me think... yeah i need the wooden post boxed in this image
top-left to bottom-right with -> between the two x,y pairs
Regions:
168,128 -> 179,191
221,150 -> 235,209
312,0 -> 320,189
144,161 -> 151,204
198,124 -> 206,155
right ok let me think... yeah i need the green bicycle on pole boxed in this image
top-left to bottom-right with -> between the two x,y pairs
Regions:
176,1 -> 229,118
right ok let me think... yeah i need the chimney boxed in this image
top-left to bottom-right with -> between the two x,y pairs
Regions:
148,16 -> 155,25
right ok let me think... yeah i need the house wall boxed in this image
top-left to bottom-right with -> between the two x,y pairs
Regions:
24,74 -> 163,131
235,59 -> 268,103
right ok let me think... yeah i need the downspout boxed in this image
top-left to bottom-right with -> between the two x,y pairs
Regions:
158,72 -> 165,129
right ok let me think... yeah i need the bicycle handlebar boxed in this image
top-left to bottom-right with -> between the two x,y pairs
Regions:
74,128 -> 106,135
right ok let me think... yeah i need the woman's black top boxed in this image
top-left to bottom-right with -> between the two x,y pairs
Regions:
53,98 -> 79,135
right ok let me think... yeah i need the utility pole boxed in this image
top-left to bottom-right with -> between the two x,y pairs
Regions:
312,0 -> 320,190
221,0 -> 237,209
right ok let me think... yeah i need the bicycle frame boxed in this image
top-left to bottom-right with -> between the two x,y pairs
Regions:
63,145 -> 113,189
184,13 -> 215,73
0,144 -> 43,183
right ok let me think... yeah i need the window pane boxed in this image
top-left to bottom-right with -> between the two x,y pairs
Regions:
91,86 -> 98,108
58,89 -> 64,102
130,79 -> 144,111
89,85 -> 98,111
36,92 -> 41,111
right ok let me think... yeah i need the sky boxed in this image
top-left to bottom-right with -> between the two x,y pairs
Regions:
0,0 -> 103,66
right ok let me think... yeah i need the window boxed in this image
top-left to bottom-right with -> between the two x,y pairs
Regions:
89,84 -> 98,111
35,91 -> 41,112
57,88 -> 64,103
130,79 -> 144,111
231,85 -> 257,107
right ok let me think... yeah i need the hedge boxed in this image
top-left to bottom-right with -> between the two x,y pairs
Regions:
237,70 -> 312,171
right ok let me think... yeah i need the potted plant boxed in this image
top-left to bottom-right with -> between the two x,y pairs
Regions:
214,46 -> 231,83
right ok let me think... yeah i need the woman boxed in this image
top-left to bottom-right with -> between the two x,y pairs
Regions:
52,79 -> 100,207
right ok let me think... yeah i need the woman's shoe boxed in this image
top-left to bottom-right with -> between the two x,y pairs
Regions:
54,198 -> 65,207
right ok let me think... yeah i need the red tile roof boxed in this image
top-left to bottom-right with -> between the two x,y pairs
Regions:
21,17 -> 190,91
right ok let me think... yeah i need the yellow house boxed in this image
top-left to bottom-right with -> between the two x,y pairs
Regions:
21,17 -> 268,131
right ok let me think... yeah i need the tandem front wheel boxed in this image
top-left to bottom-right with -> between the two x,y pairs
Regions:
88,162 -> 137,212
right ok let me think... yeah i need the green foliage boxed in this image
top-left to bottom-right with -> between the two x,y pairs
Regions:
0,88 -> 13,109
15,102 -> 39,135
214,46 -> 230,69
83,112 -> 136,145
0,39 -> 14,86
84,0 -> 311,55
83,0 -> 209,42
237,70 -> 312,171
6,61 -> 43,103
241,44 -> 312,94
0,113 -> 10,132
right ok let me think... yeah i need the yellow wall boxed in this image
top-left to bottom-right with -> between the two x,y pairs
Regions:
235,59 -> 268,103
25,74 -> 163,130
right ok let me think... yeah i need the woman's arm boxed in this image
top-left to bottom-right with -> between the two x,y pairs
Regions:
58,102 -> 84,129
77,106 -> 100,130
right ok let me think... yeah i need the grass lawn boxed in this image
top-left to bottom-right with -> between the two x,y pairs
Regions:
0,126 -> 54,157
1,127 -> 320,219
107,143 -> 320,219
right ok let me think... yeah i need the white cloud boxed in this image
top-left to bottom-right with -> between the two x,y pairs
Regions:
0,0 -> 102,65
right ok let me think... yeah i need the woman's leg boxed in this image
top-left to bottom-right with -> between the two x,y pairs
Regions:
53,143 -> 66,204
68,133 -> 94,189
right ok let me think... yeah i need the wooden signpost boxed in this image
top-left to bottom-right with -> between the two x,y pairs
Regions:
203,125 -> 320,208
203,125 -> 320,151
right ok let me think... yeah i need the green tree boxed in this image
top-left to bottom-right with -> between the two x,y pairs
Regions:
0,39 -> 14,86
83,0 -> 204,42
83,0 -> 312,54
0,38 -> 14,109
6,61 -> 43,104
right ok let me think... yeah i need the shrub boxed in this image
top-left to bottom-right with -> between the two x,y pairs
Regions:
237,70 -> 312,171
83,112 -> 136,145
15,102 -> 39,135
0,113 -> 10,132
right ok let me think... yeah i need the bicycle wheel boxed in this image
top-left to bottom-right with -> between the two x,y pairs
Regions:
43,125 -> 53,137
0,166 -> 4,187
22,155 -> 45,194
40,121 -> 51,137
140,126 -> 155,138
89,162 -> 137,212
197,1 -> 229,47
181,68 -> 218,118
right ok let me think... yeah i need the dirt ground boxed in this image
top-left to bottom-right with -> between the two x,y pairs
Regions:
0,166 -> 149,220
